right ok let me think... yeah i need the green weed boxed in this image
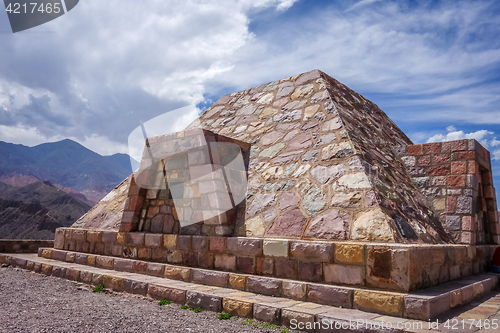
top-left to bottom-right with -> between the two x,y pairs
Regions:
217,312 -> 231,320
92,284 -> 104,293
158,299 -> 171,306
180,305 -> 189,309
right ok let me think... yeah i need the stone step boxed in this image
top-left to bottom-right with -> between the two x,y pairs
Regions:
22,248 -> 500,321
2,252 -> 500,333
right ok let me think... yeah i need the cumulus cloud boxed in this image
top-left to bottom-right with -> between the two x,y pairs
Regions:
427,127 -> 497,151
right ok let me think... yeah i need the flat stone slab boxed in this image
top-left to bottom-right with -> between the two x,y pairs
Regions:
3,252 -> 500,333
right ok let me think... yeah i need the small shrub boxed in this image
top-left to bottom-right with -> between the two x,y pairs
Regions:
193,307 -> 203,313
280,328 -> 290,333
261,323 -> 280,329
217,312 -> 231,320
158,299 -> 171,306
92,284 -> 104,293
241,319 -> 253,325
180,305 -> 189,309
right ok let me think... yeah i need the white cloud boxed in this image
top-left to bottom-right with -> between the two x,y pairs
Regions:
493,150 -> 500,161
491,138 -> 500,147
346,0 -> 381,12
446,125 -> 456,132
427,129 -> 494,148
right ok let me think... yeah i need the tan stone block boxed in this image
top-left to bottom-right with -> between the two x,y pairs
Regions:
41,264 -> 52,275
116,232 -> 126,244
87,255 -> 96,266
354,290 -> 403,316
229,273 -> 246,290
164,234 -> 178,248
433,198 -> 446,211
263,239 -> 289,257
164,265 -> 191,281
450,289 -> 462,308
223,297 -> 254,318
103,275 -> 124,291
335,243 -> 364,263
65,253 -> 75,262
41,249 -> 53,259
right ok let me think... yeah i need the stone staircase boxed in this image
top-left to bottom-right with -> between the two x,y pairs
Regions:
2,248 -> 499,332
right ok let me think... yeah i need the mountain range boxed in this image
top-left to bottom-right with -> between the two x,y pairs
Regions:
0,139 -> 137,239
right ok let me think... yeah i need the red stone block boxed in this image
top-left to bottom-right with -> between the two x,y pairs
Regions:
256,257 -> 274,276
274,259 -> 297,279
484,186 -> 495,199
441,142 -> 451,153
126,233 -> 145,246
448,175 -> 465,187
298,261 -> 322,282
183,252 -> 198,267
209,237 -> 226,252
138,247 -> 151,260
488,211 -> 499,223
451,140 -> 468,152
407,144 -> 423,155
461,232 -> 475,245
65,268 -> 81,281
428,165 -> 450,176
191,269 -> 229,287
451,161 -> 466,174
432,154 -> 450,165
148,284 -> 186,303
102,231 -> 118,243
418,156 -> 431,166
424,142 -> 441,154
447,197 -> 457,214
246,276 -> 281,296
307,284 -> 353,308
123,279 -> 148,296
237,257 -> 255,274
114,258 -> 134,272
144,234 -> 162,248
134,261 -> 147,273
198,252 -> 214,269
146,263 -> 164,277
467,161 -> 478,175
128,196 -> 144,211
457,151 -> 476,160
227,237 -> 262,256
462,216 -> 476,231
192,236 -> 209,251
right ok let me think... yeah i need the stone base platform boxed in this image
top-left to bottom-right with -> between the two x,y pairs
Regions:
3,249 -> 499,324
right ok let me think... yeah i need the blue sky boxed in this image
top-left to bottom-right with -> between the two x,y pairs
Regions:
0,0 -> 499,198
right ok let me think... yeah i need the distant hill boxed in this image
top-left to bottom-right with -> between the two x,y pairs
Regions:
0,139 -> 136,204
0,181 -> 91,240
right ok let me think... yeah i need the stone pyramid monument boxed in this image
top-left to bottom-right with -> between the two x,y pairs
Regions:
58,69 -> 499,299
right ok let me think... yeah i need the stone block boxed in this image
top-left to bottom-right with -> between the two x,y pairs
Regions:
229,273 -> 246,290
407,144 -> 423,155
123,279 -> 148,296
41,248 -> 53,259
103,275 -> 124,291
87,255 -> 96,266
209,237 -> 226,252
448,175 -> 465,187
214,254 -> 236,271
263,239 -> 289,257
281,309 -> 316,333
237,257 -> 255,274
192,236 -> 209,251
335,243 -> 364,263
274,259 -> 297,279
92,273 -> 104,285
290,241 -> 333,262
72,229 -> 86,242
164,265 -> 191,281
227,237 -> 262,256
96,256 -> 114,269
66,253 -> 75,262
197,252 -> 214,269
182,252 -> 197,266
256,257 -> 274,276
145,234 -> 162,248
138,247 -> 151,260
177,235 -> 192,250
246,276 -> 281,296
450,289 -> 462,308
403,293 -> 450,321
282,281 -> 307,300
86,230 -> 102,243
324,264 -> 364,285
167,250 -> 183,264
191,269 -> 229,287
41,263 -> 52,275
126,233 -> 145,246
308,284 -> 353,308
298,261 -> 322,282
164,234 -> 177,248
51,266 -> 66,278
10,257 -> 27,268
101,230 -> 117,243
148,284 -> 186,303
253,303 -> 281,325
113,258 -> 134,272
65,268 -> 81,281
186,291 -> 222,312
223,298 -> 254,318
80,271 -> 93,283
52,249 -> 67,261
354,290 -> 403,316
54,229 -> 65,249
146,263 -> 164,277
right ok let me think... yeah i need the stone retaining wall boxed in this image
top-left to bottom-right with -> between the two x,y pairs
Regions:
0,240 -> 54,253
54,228 -> 497,292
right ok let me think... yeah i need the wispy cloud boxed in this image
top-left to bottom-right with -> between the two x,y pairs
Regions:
345,0 -> 381,12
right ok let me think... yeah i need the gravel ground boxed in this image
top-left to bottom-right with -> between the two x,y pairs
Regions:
0,266 -> 299,333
